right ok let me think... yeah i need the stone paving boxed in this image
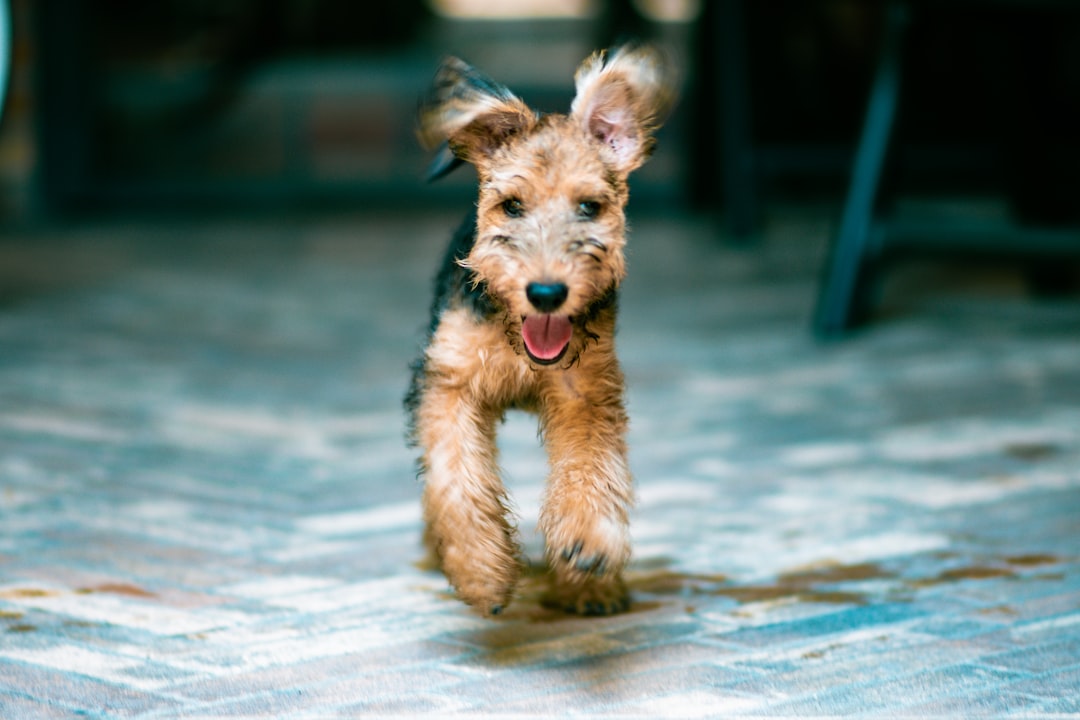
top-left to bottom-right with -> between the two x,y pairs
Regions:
0,207 -> 1078,717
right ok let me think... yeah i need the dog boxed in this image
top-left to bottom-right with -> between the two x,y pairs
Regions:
407,45 -> 673,616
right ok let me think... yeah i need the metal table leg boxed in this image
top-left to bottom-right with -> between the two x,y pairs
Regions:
814,1 -> 909,338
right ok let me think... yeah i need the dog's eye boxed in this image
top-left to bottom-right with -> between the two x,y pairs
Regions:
501,197 -> 525,218
577,200 -> 602,220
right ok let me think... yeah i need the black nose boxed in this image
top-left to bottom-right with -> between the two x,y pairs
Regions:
526,282 -> 568,313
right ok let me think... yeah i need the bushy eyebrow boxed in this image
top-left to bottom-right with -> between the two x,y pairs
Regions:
570,184 -> 616,203
484,173 -> 531,197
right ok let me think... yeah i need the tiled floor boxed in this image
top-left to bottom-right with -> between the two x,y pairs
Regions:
1,206 -> 1078,717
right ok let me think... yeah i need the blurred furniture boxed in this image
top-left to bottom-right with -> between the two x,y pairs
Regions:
33,0 -> 445,213
0,0 -> 9,126
814,0 -> 1080,338
693,0 -> 880,241
30,0 -> 688,215
694,0 -> 756,239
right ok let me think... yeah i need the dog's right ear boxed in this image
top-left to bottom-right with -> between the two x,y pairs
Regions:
418,57 -> 537,166
571,44 -> 674,175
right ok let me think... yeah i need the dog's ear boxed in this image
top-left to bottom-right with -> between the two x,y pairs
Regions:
570,45 -> 675,174
418,57 -> 537,166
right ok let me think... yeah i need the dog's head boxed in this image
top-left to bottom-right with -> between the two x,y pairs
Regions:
419,46 -> 674,368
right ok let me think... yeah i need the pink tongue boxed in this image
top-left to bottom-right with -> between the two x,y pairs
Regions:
522,315 -> 573,361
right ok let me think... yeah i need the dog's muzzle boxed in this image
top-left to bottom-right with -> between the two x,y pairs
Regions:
523,282 -> 572,364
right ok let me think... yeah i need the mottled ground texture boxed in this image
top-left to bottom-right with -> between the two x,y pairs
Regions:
1,207 -> 1078,718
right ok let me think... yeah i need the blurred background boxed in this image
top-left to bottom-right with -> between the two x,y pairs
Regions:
0,0 -> 1078,332
3,5 -> 1080,712
0,0 -> 1074,217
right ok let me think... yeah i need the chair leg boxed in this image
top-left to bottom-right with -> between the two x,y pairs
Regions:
814,1 -> 909,338
717,0 -> 757,240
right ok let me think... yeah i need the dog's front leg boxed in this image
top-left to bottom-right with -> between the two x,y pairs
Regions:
417,384 -> 520,616
538,362 -> 633,615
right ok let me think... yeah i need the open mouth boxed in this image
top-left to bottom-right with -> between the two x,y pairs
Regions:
521,314 -> 573,365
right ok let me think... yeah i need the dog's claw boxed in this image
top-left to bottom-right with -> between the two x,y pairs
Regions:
561,541 -> 584,563
575,555 -> 607,575
560,540 -> 608,576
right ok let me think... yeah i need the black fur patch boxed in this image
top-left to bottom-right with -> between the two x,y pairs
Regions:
427,210 -> 498,335
405,210 -> 495,441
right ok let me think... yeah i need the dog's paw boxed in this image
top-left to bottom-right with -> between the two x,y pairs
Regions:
545,512 -> 631,583
435,537 -> 521,617
543,574 -> 630,616
449,562 -> 519,617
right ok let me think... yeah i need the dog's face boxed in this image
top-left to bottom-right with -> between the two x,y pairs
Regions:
420,47 -> 673,368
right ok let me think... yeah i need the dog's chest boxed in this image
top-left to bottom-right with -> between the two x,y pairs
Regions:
428,307 -> 544,404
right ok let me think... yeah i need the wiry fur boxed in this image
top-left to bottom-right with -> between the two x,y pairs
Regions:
408,45 -> 673,617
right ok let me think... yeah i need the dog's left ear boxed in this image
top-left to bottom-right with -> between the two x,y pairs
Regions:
571,45 -> 675,174
418,57 -> 537,166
